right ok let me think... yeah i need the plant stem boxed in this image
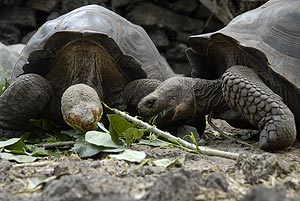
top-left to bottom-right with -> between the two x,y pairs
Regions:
109,107 -> 240,160
36,141 -> 75,149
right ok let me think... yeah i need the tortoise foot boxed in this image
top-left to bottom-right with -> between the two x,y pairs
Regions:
222,65 -> 296,150
0,74 -> 53,137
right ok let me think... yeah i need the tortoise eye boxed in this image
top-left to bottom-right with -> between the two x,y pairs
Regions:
146,98 -> 156,108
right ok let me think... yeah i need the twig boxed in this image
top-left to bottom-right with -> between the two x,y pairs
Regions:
207,113 -> 258,150
13,161 -> 59,168
104,104 -> 240,160
36,141 -> 75,149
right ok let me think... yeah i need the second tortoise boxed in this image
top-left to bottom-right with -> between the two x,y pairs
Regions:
138,0 -> 300,150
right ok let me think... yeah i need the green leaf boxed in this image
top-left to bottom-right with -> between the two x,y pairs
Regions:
85,131 -> 119,148
123,128 -> 144,147
72,138 -> 103,158
26,145 -> 62,158
152,157 -> 184,169
5,140 -> 28,154
138,139 -> 170,147
0,152 -> 38,163
109,149 -> 146,163
107,114 -> 133,144
0,138 -> 21,148
26,176 -> 57,191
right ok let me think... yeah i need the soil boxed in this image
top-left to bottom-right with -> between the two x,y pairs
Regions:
1,119 -> 300,201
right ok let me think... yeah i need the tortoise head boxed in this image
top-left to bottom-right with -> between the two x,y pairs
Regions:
137,77 -> 196,126
61,84 -> 103,132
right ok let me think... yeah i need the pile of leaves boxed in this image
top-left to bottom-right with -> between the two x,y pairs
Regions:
0,110 -> 188,167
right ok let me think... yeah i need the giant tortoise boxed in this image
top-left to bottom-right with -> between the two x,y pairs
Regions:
0,5 -> 175,137
138,0 -> 300,150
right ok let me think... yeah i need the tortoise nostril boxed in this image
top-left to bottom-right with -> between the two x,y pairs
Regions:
146,98 -> 155,108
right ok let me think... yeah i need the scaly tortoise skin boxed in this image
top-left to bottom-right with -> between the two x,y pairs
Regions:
138,0 -> 300,150
0,5 -> 175,137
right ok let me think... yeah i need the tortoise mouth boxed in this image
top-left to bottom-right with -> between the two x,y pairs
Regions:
64,106 -> 103,132
150,107 -> 176,126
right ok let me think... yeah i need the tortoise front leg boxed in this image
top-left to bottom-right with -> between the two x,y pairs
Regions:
222,65 -> 296,150
0,74 -> 54,137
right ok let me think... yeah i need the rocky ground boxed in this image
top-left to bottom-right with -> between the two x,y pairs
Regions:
1,119 -> 299,201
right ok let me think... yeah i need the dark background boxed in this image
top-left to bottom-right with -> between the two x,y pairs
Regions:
0,0 -> 267,75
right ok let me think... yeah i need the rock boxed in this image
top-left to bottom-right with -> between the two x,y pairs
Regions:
148,29 -> 170,49
236,153 -> 292,185
205,173 -> 229,192
172,0 -> 198,14
169,61 -> 191,76
46,12 -> 61,21
147,169 -> 204,201
193,3 -> 212,19
31,0 -> 60,13
1,0 -> 25,6
61,0 -> 109,13
165,43 -> 188,61
202,18 -> 224,33
126,2 -> 204,33
0,189 -> 14,201
112,0 -> 141,8
0,7 -> 36,27
242,184 -> 286,201
176,32 -> 190,43
0,21 -> 21,44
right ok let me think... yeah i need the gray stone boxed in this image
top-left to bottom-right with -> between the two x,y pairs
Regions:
61,0 -> 108,13
1,0 -> 25,6
172,0 -> 198,14
0,21 -> 21,44
193,3 -> 211,19
165,43 -> 188,61
126,2 -> 204,32
148,29 -> 170,49
169,61 -> 192,76
112,0 -> 141,7
0,7 -> 36,27
31,0 -> 60,13
243,184 -> 286,201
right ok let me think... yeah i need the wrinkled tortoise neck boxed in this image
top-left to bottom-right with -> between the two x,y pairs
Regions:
52,40 -> 122,98
192,78 -> 230,116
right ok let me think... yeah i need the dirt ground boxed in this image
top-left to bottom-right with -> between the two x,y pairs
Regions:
1,119 -> 300,201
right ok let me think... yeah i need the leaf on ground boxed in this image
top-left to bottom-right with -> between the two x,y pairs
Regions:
26,145 -> 62,158
0,138 -> 21,148
109,149 -> 146,163
97,122 -> 109,133
152,157 -> 185,169
61,130 -> 83,139
138,139 -> 170,147
124,128 -> 144,147
72,139 -> 103,158
0,152 -> 38,163
107,114 -> 133,144
85,131 -> 119,148
5,140 -> 28,154
26,176 -> 57,191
